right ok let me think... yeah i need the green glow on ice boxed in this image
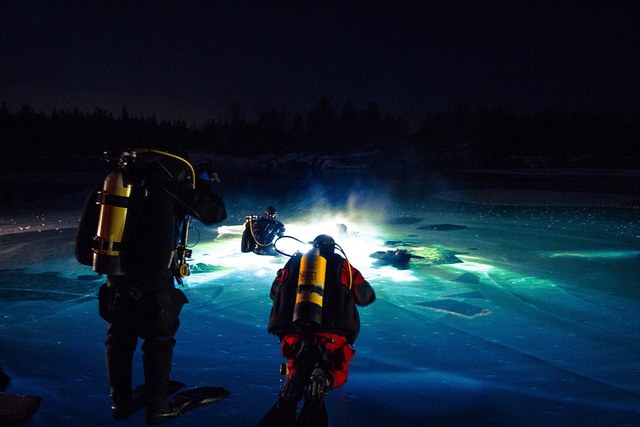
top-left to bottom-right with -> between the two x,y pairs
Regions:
540,249 -> 640,259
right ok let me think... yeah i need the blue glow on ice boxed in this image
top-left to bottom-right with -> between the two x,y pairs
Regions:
2,172 -> 640,427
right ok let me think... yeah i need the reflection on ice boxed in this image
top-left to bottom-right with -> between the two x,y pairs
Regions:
444,256 -> 494,274
540,249 -> 640,259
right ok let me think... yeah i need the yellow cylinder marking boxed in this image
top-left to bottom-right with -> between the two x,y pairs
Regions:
95,171 -> 132,255
295,291 -> 324,306
299,253 -> 326,285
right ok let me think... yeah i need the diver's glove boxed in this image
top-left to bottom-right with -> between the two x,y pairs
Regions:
306,368 -> 331,405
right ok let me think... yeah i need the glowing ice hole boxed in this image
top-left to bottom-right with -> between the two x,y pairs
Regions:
215,224 -> 244,236
448,254 -> 562,290
461,263 -> 545,288
540,249 -> 640,259
366,266 -> 420,284
450,255 -> 494,274
507,276 -> 557,288
186,213 -> 394,285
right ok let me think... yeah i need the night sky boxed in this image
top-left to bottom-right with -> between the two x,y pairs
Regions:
2,1 -> 639,127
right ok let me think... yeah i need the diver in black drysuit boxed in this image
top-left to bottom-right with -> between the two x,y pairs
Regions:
75,151 -> 227,424
241,206 -> 285,255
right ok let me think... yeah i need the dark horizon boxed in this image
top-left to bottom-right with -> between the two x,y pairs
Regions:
2,1 -> 639,129
2,98 -> 639,174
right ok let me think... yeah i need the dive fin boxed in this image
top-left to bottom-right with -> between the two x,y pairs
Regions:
170,386 -> 229,413
257,401 -> 297,427
294,399 -> 328,427
132,380 -> 186,403
0,391 -> 42,426
119,379 -> 186,418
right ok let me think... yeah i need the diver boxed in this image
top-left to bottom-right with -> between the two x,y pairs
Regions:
75,148 -> 227,424
370,248 -> 420,269
241,206 -> 285,255
258,234 -> 376,427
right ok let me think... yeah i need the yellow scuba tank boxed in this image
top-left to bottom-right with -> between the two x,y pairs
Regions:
293,247 -> 327,330
92,169 -> 132,275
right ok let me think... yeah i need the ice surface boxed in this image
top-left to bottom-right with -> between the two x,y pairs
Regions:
0,169 -> 639,426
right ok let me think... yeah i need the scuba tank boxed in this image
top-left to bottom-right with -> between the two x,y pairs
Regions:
92,169 -> 132,275
91,147 -> 198,277
240,215 -> 258,253
293,247 -> 327,330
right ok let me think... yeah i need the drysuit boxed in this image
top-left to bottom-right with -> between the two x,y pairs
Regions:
262,248 -> 375,426
241,216 -> 285,255
75,153 -> 226,417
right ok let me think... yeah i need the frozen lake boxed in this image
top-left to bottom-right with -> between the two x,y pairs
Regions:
1,168 -> 639,426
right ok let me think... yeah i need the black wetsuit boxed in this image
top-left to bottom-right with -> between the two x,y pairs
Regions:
75,156 -> 226,408
241,216 -> 285,255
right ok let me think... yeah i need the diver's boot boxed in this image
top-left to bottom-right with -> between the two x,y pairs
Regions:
145,399 -> 181,425
295,399 -> 329,427
294,369 -> 331,427
278,373 -> 305,405
257,400 -> 297,427
257,374 -> 304,427
306,368 -> 331,402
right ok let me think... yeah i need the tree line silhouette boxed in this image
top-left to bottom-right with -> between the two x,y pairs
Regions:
1,98 -> 638,173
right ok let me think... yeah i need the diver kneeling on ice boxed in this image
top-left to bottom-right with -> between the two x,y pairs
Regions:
241,206 -> 285,255
75,148 -> 227,425
258,234 -> 376,427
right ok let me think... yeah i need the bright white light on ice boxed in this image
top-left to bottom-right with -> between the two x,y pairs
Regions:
186,212 -> 418,286
451,255 -> 494,274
